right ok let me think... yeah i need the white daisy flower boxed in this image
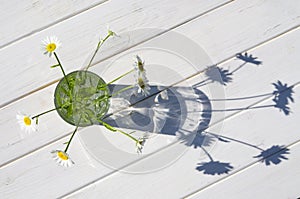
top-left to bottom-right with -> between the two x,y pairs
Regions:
108,29 -> 116,37
16,112 -> 37,134
105,24 -> 116,37
155,85 -> 169,102
41,36 -> 61,57
51,150 -> 74,167
136,136 -> 147,154
159,90 -> 169,100
135,75 -> 151,96
134,55 -> 146,76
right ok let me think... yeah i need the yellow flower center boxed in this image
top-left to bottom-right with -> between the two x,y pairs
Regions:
57,151 -> 68,160
138,62 -> 144,72
23,116 -> 31,126
46,43 -> 56,52
138,77 -> 145,89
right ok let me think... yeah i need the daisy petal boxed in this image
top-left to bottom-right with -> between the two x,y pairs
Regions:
135,75 -> 151,96
41,36 -> 61,57
16,112 -> 37,135
51,150 -> 74,167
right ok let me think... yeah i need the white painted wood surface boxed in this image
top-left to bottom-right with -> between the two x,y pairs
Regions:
0,0 -> 108,48
1,0 -> 300,198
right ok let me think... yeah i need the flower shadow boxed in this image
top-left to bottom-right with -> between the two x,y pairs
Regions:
196,160 -> 233,175
272,80 -> 294,115
197,80 -> 295,116
190,133 -> 216,149
99,61 -> 292,174
203,132 -> 291,167
193,52 -> 262,88
204,65 -> 233,86
236,52 -> 262,66
193,65 -> 233,87
253,145 -> 290,166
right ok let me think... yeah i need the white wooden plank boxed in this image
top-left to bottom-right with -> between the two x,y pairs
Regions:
0,84 -> 75,167
0,135 -> 112,199
3,0 -> 300,109
0,0 -> 107,48
1,26 -> 299,198
65,0 -> 300,126
0,0 -> 227,166
0,51 -> 208,167
0,0 -> 299,179
66,75 -> 300,199
0,0 -> 230,107
175,0 -> 300,64
0,1 -> 299,197
65,24 -> 300,197
188,142 -> 300,199
199,26 -> 300,120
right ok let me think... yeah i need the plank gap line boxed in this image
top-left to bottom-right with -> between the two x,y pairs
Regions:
58,79 -> 300,198
183,136 -> 300,199
0,0 -> 235,109
1,2 -> 300,170
0,127 -> 82,169
1,22 -> 299,169
1,14 -> 299,110
0,0 -> 109,50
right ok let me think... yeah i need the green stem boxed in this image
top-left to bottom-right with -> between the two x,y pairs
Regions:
86,33 -> 112,70
98,119 -> 138,143
111,85 -> 134,97
54,52 -> 70,88
93,84 -> 134,103
32,107 -> 58,119
64,126 -> 79,153
107,69 -> 134,85
116,128 -> 139,143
